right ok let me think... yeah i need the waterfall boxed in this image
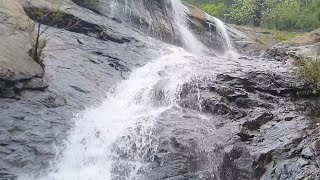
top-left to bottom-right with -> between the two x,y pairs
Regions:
170,0 -> 209,55
25,48 -> 199,180
96,0 -> 234,56
206,15 -> 237,57
212,17 -> 233,53
21,1 -> 242,180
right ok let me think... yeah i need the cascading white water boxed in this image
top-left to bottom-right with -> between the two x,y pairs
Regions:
99,0 -> 134,20
24,48 -> 200,180
20,1 -> 242,180
99,0 -> 234,57
206,15 -> 237,57
170,0 -> 209,55
213,17 -> 233,53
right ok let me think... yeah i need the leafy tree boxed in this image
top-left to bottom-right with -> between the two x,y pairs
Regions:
253,0 -> 265,27
262,0 -> 320,31
185,0 -> 320,31
200,3 -> 228,20
227,0 -> 255,25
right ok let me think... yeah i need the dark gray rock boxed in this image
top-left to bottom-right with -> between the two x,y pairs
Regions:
237,132 -> 254,142
243,113 -> 274,131
41,95 -> 67,108
220,145 -> 255,180
0,129 -> 11,146
313,140 -> 320,156
22,77 -> 48,90
301,147 -> 315,159
0,87 -> 16,98
0,1 -> 167,177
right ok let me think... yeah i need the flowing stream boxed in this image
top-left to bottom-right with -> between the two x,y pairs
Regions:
25,0 -> 236,179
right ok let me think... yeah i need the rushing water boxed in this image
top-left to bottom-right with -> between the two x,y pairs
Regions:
97,0 -> 233,56
23,0 -> 237,179
207,16 -> 237,57
28,47 -> 195,180
170,0 -> 209,55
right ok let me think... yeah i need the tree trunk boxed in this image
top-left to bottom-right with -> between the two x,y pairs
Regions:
33,23 -> 41,63
254,0 -> 264,27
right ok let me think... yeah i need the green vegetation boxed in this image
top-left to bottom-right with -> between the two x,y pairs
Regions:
295,56 -> 320,94
262,0 -> 320,31
271,31 -> 302,42
25,6 -> 64,68
24,1 -> 81,69
185,0 -> 320,32
72,0 -> 98,9
254,30 -> 302,49
198,3 -> 228,20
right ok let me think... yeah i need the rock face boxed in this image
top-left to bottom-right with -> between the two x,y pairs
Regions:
73,0 -> 180,45
0,0 -> 44,98
109,54 -> 320,179
0,0 -> 168,178
0,0 -> 320,180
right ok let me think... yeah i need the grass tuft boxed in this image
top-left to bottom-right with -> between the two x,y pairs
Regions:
294,56 -> 320,94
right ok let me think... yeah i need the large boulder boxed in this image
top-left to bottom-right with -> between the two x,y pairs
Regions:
0,0 -> 43,81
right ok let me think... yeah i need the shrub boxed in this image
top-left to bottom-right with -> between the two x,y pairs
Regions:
262,0 -> 320,31
199,3 -> 228,20
226,0 -> 255,25
295,56 -> 320,93
186,0 -> 320,32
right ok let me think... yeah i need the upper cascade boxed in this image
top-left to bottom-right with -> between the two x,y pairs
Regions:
170,0 -> 211,55
78,0 -> 238,56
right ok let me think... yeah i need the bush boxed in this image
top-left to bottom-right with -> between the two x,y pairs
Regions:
226,0 -> 255,25
295,56 -> 320,93
199,3 -> 228,20
186,0 -> 320,32
262,0 -> 320,31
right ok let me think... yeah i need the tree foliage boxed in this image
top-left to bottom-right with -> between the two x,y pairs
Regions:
186,0 -> 320,32
199,3 -> 228,20
227,0 -> 255,25
262,0 -> 320,31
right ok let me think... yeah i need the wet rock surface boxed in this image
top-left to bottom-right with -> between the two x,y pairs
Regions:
0,0 -> 45,99
143,65 -> 320,179
110,54 -> 320,179
0,0 -> 169,178
72,0 -> 253,55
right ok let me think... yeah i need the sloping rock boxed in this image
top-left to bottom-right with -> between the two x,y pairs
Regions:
0,0 -> 43,81
0,0 -> 170,178
1,0 -> 320,180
